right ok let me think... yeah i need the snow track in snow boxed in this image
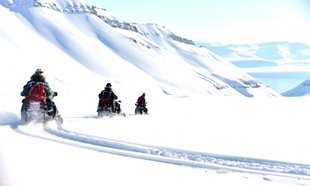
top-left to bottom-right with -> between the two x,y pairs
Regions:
37,124 -> 310,182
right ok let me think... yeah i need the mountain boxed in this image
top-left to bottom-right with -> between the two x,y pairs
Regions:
281,79 -> 310,96
0,0 -> 278,98
197,42 -> 310,94
197,42 -> 310,65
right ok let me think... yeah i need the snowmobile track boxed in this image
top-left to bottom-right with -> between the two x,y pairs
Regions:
42,125 -> 310,182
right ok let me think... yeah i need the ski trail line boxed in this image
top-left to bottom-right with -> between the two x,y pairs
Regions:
43,125 -> 310,181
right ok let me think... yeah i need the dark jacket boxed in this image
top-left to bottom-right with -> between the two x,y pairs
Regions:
21,73 -> 54,99
98,87 -> 118,101
137,95 -> 146,107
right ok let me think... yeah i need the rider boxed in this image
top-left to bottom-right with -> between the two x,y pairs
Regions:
136,92 -> 148,114
97,83 -> 118,112
21,69 -> 58,116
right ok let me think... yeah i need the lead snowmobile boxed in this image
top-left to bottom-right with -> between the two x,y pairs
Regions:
20,93 -> 63,125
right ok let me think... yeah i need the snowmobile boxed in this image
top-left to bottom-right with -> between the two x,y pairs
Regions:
135,102 -> 148,115
97,100 -> 125,118
20,94 -> 63,125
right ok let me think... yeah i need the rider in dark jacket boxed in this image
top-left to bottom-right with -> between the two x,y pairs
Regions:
136,93 -> 146,108
136,93 -> 148,114
97,83 -> 118,112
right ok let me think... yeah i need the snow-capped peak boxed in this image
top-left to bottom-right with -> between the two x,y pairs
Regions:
0,0 -> 194,45
133,23 -> 195,45
1,0 -> 94,13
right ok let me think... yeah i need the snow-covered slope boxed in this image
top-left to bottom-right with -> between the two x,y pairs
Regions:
0,0 -> 279,98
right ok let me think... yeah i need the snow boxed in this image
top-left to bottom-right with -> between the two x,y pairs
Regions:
1,96 -> 310,186
1,1 -> 310,186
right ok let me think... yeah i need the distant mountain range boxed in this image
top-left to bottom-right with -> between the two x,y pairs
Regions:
197,41 -> 310,96
197,42 -> 310,64
282,79 -> 310,96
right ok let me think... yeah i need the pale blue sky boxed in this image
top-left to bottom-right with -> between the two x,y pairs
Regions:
88,0 -> 310,44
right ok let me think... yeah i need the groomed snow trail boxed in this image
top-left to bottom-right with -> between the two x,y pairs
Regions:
13,122 -> 310,185
42,124 -> 310,181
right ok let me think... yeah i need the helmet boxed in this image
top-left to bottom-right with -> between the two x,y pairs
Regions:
106,83 -> 112,87
35,68 -> 44,74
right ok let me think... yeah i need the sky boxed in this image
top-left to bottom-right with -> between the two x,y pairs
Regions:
88,0 -> 310,44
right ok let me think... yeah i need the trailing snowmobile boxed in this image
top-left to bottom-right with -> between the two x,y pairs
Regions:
135,102 -> 148,115
20,93 -> 63,125
135,93 -> 148,115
